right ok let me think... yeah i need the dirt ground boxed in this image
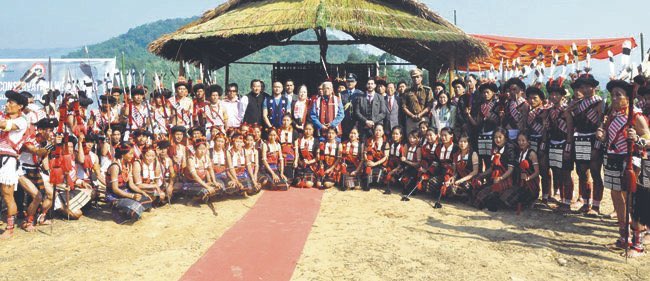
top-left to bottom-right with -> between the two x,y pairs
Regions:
292,188 -> 649,281
0,194 -> 261,281
1,184 -> 648,281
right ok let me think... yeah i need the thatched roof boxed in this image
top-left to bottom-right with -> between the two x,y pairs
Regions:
148,0 -> 489,70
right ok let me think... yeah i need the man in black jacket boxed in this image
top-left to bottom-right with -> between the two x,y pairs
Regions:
354,78 -> 387,140
242,79 -> 270,126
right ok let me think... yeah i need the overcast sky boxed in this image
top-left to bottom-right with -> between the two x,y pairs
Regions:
1,0 -> 648,61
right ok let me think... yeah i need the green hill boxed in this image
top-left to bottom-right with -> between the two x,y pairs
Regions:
63,17 -> 415,92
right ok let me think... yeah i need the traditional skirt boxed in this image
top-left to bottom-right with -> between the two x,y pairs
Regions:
54,188 -> 93,212
633,158 -> 650,225
604,154 -> 626,191
367,166 -> 386,186
111,196 -> 153,224
478,132 -> 493,157
548,140 -> 573,169
22,165 -> 46,190
529,134 -> 542,153
472,185 -> 500,210
233,170 -> 256,194
573,134 -> 595,162
341,163 -> 361,189
295,166 -> 316,183
0,155 -> 20,188
260,164 -> 289,190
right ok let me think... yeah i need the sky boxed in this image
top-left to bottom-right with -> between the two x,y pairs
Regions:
1,0 -> 648,65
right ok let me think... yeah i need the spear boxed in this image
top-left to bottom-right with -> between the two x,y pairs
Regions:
572,42 -> 580,74
585,40 -> 593,73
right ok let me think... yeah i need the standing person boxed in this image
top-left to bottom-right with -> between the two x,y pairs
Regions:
501,78 -> 530,142
384,83 -> 401,134
402,68 -> 434,134
0,91 -> 29,239
471,83 -> 500,170
151,90 -> 170,138
571,74 -> 605,215
432,81 -> 446,101
192,82 -> 209,127
525,87 -> 551,204
241,79 -> 269,126
123,86 -> 151,133
546,79 -> 575,212
263,81 -> 291,130
354,78 -> 387,140
340,73 -> 363,141
222,83 -> 242,133
597,80 -> 650,257
311,82 -> 344,141
203,84 -> 228,137
168,79 -> 194,128
291,85 -> 310,133
431,92 -> 456,134
284,79 -> 297,104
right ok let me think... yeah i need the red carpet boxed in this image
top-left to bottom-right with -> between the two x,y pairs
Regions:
180,188 -> 324,281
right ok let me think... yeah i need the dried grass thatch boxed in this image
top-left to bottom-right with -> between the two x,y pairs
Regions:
148,0 -> 489,70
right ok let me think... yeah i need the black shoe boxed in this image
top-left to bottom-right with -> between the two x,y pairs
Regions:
434,202 -> 442,209
362,186 -> 370,191
383,188 -> 391,195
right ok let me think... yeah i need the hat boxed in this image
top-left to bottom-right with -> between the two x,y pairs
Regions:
5,90 -> 28,107
36,118 -> 58,129
346,73 -> 357,82
478,82 -> 498,94
131,87 -> 145,96
174,77 -> 188,89
79,97 -> 94,107
19,91 -> 33,99
571,74 -> 599,88
100,94 -> 117,105
410,68 -> 423,77
188,126 -> 205,136
156,140 -> 171,149
111,87 -> 123,95
451,78 -> 466,89
171,125 -> 187,134
606,79 -> 633,96
546,78 -> 567,95
525,86 -> 545,100
41,90 -> 60,105
504,78 -> 526,92
432,81 -> 446,90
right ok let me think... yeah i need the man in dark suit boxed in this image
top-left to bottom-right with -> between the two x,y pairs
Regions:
354,78 -> 387,140
340,73 -> 364,141
384,82 -> 401,134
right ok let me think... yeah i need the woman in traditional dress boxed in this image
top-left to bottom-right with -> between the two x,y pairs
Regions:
155,140 -> 175,203
474,127 -> 516,211
260,129 -> 288,190
317,127 -> 342,189
429,127 -> 458,206
341,127 -> 364,190
243,133 -> 261,192
106,142 -> 152,223
398,130 -> 422,196
294,123 -> 319,188
183,138 -> 221,203
291,85 -> 311,133
211,133 -> 233,195
279,114 -> 298,180
450,133 -> 480,202
384,126 -> 405,194
364,124 -> 389,191
510,133 -> 540,208
226,134 -> 257,196
132,146 -> 165,204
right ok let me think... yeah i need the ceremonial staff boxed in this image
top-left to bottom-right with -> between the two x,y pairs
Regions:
624,77 -> 640,261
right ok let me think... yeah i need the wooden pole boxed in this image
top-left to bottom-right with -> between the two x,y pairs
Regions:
448,57 -> 456,98
641,33 -> 645,62
225,64 -> 230,87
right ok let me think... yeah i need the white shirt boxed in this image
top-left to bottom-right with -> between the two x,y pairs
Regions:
222,98 -> 242,128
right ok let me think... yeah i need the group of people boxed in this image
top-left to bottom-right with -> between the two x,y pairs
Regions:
0,64 -> 648,257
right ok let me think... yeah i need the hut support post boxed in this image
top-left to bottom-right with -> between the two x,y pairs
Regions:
315,28 -> 329,78
448,57 -> 456,98
225,64 -> 230,87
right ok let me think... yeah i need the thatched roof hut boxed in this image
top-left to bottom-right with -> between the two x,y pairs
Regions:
148,0 -> 489,71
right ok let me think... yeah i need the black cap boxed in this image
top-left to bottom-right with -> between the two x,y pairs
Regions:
100,94 -> 117,105
131,87 -> 145,96
606,79 -> 633,97
432,81 -> 446,90
156,140 -> 171,149
346,73 -> 357,82
79,97 -> 94,107
19,91 -> 33,99
36,118 -> 59,129
451,78 -> 466,89
5,90 -> 28,107
111,87 -> 123,95
504,78 -> 526,92
192,83 -> 205,93
478,82 -> 498,94
571,74 -> 599,88
525,86 -> 545,100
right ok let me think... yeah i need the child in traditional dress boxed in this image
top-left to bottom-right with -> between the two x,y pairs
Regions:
384,126 -> 405,194
341,127 -> 364,190
294,123 -> 319,188
364,124 -> 389,191
260,129 -> 289,190
317,127 -> 342,189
